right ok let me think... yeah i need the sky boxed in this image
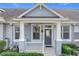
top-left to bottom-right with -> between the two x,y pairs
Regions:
0,3 -> 79,9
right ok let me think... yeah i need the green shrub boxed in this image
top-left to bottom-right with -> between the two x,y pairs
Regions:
0,52 -> 18,56
62,45 -> 73,54
62,43 -> 76,55
19,52 -> 44,56
0,52 -> 44,56
0,50 -> 5,53
0,40 -> 6,53
64,44 -> 76,49
0,40 -> 6,49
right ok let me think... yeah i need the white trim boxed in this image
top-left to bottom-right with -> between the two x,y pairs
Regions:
39,4 -> 42,9
13,18 -> 68,21
25,42 -> 42,43
31,24 -> 41,42
56,39 -> 71,41
0,9 -> 5,13
18,4 -> 64,18
74,39 -> 79,41
62,21 -> 79,24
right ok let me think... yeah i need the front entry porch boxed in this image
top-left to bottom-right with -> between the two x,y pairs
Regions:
17,21 -> 62,56
24,24 -> 56,55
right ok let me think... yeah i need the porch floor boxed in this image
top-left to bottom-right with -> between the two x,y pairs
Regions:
44,47 -> 55,56
25,43 -> 55,56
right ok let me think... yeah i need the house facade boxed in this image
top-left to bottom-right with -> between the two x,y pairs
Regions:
0,4 -> 79,56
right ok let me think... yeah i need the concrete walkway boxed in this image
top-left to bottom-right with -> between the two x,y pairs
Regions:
44,47 -> 55,56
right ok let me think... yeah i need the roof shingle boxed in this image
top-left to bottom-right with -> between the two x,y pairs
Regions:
0,9 -> 79,21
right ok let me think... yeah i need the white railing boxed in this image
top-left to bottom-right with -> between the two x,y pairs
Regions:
25,42 -> 43,53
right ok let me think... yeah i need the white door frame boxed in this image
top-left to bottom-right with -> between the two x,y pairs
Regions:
43,24 -> 54,47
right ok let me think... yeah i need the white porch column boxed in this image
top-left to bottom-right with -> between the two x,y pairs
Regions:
20,22 -> 25,41
57,23 -> 61,41
56,23 -> 62,56
19,22 -> 25,52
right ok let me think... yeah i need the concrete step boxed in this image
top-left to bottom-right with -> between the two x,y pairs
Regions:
44,47 -> 55,56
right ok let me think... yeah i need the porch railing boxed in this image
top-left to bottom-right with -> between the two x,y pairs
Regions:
25,42 -> 43,53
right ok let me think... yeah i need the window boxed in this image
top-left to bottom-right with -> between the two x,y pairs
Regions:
61,25 -> 70,39
74,25 -> 79,39
15,24 -> 20,39
33,25 -> 40,40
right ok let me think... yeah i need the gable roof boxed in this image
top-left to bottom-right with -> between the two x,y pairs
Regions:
0,9 -> 79,21
18,4 -> 64,18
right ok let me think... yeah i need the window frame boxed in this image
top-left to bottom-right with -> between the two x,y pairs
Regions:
61,24 -> 71,40
31,24 -> 41,42
74,25 -> 79,39
14,24 -> 20,40
74,25 -> 79,33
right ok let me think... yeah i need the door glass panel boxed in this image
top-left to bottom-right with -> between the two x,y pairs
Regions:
46,30 -> 50,37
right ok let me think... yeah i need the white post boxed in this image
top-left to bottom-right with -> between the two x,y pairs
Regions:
57,23 -> 61,41
20,22 -> 24,41
70,24 -> 72,42
56,23 -> 62,56
42,40 -> 44,53
42,25 -> 44,53
19,22 -> 25,52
